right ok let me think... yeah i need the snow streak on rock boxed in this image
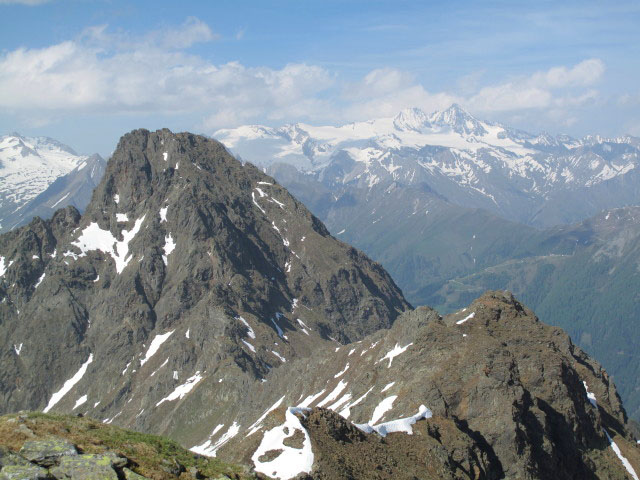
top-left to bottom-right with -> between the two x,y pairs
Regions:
43,354 -> 93,413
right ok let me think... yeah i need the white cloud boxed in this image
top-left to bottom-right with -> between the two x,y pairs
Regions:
467,59 -> 605,113
0,18 -> 610,134
341,68 -> 460,121
0,20 -> 334,127
161,17 -> 218,48
530,58 -> 605,88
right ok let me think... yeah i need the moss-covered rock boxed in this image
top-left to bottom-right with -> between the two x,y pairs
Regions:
19,438 -> 76,467
0,463 -> 48,480
49,454 -> 119,479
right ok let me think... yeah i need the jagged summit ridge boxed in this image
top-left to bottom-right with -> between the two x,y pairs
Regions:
392,107 -> 430,132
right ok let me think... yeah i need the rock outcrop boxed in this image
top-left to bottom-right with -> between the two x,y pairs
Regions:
218,292 -> 640,479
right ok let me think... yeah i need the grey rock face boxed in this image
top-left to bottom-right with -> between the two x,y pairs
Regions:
0,129 -> 409,448
0,447 -> 32,468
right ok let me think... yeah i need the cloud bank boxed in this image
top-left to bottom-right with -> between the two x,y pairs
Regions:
0,18 -> 609,132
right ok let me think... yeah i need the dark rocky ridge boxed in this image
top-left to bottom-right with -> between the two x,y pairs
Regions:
0,128 -> 409,444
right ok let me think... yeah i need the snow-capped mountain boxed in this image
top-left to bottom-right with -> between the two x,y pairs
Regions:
0,134 -> 105,232
215,105 -> 640,227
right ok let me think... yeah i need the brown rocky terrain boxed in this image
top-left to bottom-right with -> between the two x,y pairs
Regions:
217,292 -> 640,480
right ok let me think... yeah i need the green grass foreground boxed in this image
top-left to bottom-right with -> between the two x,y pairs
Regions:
0,412 -> 255,479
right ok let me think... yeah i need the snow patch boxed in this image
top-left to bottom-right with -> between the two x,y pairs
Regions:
70,216 -> 146,274
252,408 -> 314,480
44,354 -> 93,413
456,312 -> 475,325
355,404 -> 433,437
191,421 -> 240,457
159,206 -> 168,223
317,380 -> 348,408
140,330 -> 174,366
297,389 -> 326,408
251,191 -> 266,214
370,395 -> 397,424
156,371 -> 203,406
162,233 -> 176,265
247,395 -> 286,437
297,319 -> 310,335
270,317 -> 284,338
150,358 -> 169,377
73,395 -> 87,410
378,342 -> 413,367
583,381 -> 639,479
238,316 -> 256,339
34,273 -> 45,289
333,363 -> 350,378
271,350 -> 286,362
381,382 -> 395,393
604,430 -> 640,479
242,340 -> 256,353
339,387 -> 374,419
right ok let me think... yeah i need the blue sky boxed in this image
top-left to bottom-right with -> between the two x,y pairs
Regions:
1,0 -> 639,155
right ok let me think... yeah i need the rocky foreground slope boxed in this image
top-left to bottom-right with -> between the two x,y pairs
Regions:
0,129 -> 639,479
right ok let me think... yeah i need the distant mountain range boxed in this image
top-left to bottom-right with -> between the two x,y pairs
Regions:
0,134 -> 105,233
1,129 -> 638,479
216,104 -> 640,228
215,106 -> 640,423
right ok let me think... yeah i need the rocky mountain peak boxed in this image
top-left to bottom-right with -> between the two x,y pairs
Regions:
0,128 -> 410,445
429,103 -> 488,136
